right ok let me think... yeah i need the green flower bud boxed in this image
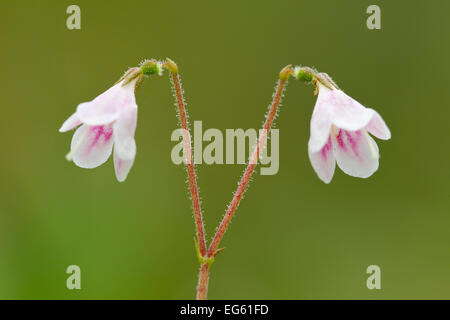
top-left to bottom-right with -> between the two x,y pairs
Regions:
140,59 -> 163,76
294,66 -> 316,83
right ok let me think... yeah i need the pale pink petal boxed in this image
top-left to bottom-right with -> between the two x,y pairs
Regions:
113,102 -> 137,160
59,112 -> 82,132
319,86 -> 374,131
309,88 -> 332,153
69,124 -> 114,168
365,109 -> 391,140
332,129 -> 379,178
113,149 -> 135,182
308,136 -> 336,183
75,80 -> 137,126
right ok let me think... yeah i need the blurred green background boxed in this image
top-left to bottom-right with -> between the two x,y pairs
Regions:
0,0 -> 449,299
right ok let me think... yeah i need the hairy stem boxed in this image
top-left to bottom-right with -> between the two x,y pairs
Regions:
196,262 -> 210,300
207,65 -> 292,257
166,59 -> 292,300
166,59 -> 207,257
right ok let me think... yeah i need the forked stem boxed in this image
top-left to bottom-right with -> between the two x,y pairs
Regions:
200,66 -> 293,299
166,59 -> 292,300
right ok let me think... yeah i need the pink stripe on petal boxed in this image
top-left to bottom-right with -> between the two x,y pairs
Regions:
309,135 -> 336,183
320,136 -> 333,161
70,124 -> 114,169
344,130 -> 362,159
87,126 -> 114,154
333,129 -> 379,178
335,129 -> 346,151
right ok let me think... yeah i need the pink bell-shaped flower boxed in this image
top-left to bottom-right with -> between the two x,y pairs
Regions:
59,68 -> 143,182
306,73 -> 391,183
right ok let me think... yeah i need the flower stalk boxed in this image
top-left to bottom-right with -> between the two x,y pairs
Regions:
165,58 -> 208,258
165,60 -> 293,299
207,65 -> 293,257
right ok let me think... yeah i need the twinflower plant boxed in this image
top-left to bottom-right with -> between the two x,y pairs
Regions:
60,59 -> 391,299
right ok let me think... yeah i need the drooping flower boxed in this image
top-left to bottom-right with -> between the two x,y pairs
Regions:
296,68 -> 391,183
60,60 -> 163,182
59,67 -> 146,182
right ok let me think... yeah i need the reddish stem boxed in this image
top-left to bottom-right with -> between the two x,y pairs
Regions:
196,262 -> 210,300
207,66 -> 292,257
167,59 -> 292,300
168,61 -> 207,257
